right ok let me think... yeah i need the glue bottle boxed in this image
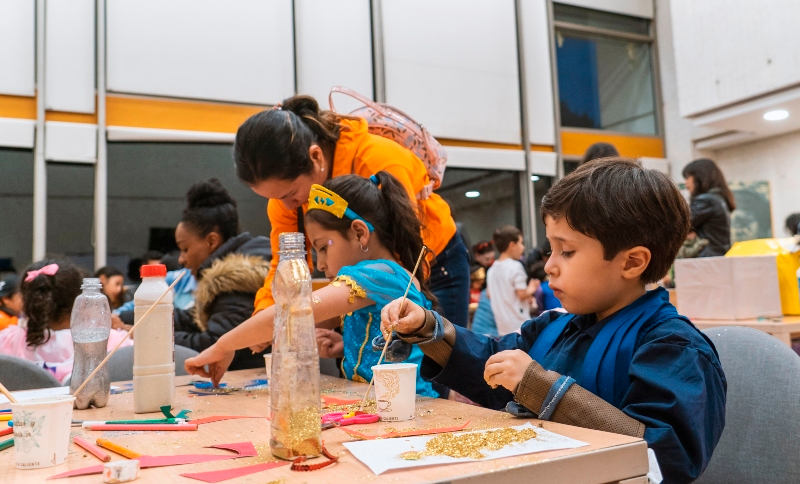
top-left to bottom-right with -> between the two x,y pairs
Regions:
133,264 -> 174,413
70,278 -> 112,409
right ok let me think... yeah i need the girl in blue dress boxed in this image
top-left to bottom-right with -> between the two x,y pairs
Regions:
185,171 -> 439,398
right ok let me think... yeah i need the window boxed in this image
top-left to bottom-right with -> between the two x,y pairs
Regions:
554,3 -> 658,135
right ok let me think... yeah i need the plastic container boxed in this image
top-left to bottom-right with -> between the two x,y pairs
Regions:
10,395 -> 76,469
69,278 -> 112,409
132,264 -> 174,414
269,232 -> 321,460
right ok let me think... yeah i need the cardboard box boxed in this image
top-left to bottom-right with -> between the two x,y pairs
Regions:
674,255 -> 782,320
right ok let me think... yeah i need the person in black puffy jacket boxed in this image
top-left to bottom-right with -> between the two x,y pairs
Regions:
173,178 -> 272,370
682,158 -> 736,257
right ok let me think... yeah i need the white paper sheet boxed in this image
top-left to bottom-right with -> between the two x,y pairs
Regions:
342,422 -> 589,475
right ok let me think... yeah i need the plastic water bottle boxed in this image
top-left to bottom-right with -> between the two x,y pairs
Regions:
269,232 -> 321,460
70,278 -> 112,409
133,264 -> 174,414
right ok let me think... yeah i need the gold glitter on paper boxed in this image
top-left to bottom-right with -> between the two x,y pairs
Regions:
399,451 -> 423,460
323,400 -> 375,413
409,427 -> 538,460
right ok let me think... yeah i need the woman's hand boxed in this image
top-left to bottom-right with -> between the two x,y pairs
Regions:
316,328 -> 344,358
380,297 -> 426,336
184,344 -> 235,387
483,350 -> 533,392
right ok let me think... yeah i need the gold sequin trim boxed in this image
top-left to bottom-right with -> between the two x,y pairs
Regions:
333,275 -> 367,303
350,313 -> 372,383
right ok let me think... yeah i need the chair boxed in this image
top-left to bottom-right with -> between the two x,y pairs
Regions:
319,358 -> 340,378
0,355 -> 61,391
106,345 -> 199,382
696,326 -> 800,484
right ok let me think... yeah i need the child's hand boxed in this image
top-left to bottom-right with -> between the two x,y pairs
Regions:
316,328 -> 344,358
380,297 -> 426,336
484,350 -> 533,392
184,344 -> 235,388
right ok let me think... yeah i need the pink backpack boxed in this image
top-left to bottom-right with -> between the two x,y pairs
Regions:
328,86 -> 447,200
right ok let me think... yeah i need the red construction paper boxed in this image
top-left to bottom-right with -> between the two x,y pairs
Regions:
87,423 -> 198,431
180,461 -> 289,482
339,420 -> 471,440
191,415 -> 268,425
48,442 -> 258,479
322,395 -> 362,406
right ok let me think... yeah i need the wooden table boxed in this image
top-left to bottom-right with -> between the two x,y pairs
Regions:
693,316 -> 800,346
0,369 -> 649,483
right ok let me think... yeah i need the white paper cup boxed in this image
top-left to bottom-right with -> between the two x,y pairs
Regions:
264,354 -> 272,380
10,394 -> 76,469
371,363 -> 417,421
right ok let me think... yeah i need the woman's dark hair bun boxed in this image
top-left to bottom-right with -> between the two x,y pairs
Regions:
186,178 -> 237,210
281,95 -> 321,117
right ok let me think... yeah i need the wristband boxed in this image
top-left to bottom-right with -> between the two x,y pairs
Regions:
538,375 -> 576,421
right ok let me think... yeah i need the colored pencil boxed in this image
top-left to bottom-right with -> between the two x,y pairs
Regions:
73,436 -> 111,462
79,418 -> 185,428
95,439 -> 142,459
0,415 -> 12,421
88,424 -> 197,431
0,438 -> 13,452
0,427 -> 12,437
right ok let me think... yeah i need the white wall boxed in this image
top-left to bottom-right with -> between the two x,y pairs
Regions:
45,0 -> 95,113
520,0 -> 556,146
670,0 -> 800,117
0,0 -> 35,96
711,131 -> 800,238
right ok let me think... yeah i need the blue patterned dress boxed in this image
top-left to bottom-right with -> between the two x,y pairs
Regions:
333,259 -> 438,398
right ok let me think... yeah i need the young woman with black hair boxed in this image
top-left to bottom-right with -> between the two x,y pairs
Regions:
172,178 -> 272,370
234,95 -> 471,328
94,266 -> 131,310
682,158 -> 736,257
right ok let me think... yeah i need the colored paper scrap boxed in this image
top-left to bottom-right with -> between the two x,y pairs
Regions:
339,420 -> 471,440
181,461 -> 289,482
190,415 -> 268,425
322,395 -> 362,406
48,442 -> 257,479
160,405 -> 192,419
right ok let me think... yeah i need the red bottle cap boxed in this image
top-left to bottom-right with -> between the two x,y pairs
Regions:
140,264 -> 167,278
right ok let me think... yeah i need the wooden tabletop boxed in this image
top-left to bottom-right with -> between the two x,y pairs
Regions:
0,369 -> 649,484
693,316 -> 800,345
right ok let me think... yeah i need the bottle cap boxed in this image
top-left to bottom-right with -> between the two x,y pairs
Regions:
140,264 -> 167,278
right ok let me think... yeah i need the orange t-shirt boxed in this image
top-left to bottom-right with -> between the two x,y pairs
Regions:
253,117 -> 457,312
0,309 -> 18,331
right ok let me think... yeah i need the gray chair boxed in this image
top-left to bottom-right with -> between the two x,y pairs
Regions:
106,345 -> 199,382
697,326 -> 800,484
0,354 -> 61,391
320,358 -> 341,378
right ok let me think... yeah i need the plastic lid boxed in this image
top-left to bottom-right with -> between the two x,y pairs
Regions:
140,264 -> 167,278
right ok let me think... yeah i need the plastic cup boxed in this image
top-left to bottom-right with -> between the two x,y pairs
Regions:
371,363 -> 417,422
10,394 -> 76,469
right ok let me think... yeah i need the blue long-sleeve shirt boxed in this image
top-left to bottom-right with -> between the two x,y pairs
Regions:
421,309 -> 727,484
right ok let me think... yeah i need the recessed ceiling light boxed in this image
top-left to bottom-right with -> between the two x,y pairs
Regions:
465,191 -> 480,198
530,175 -> 540,182
764,109 -> 789,121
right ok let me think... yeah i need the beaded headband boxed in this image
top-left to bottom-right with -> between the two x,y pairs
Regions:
308,184 -> 375,232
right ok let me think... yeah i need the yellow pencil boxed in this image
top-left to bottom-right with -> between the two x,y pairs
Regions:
95,438 -> 141,459
0,415 -> 12,421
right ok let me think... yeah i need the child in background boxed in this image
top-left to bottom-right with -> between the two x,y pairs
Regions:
95,266 -> 132,310
184,171 -> 439,398
380,159 -> 726,483
0,274 -> 22,330
526,240 -> 562,315
0,259 -> 132,384
486,226 -> 539,335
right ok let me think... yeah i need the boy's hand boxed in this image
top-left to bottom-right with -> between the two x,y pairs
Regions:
380,297 -> 426,336
316,328 -> 344,358
484,350 -> 533,392
184,344 -> 235,388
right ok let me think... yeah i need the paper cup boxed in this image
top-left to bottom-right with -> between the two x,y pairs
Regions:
10,394 -> 76,469
371,363 -> 417,421
264,354 -> 272,380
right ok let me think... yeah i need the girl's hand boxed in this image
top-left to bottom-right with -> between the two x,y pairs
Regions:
316,328 -> 344,358
184,344 -> 235,387
380,297 -> 426,336
483,350 -> 533,392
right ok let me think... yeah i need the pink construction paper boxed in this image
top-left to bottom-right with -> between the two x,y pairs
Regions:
322,395 -> 361,406
48,442 -> 258,479
180,461 -> 289,482
191,415 -> 267,425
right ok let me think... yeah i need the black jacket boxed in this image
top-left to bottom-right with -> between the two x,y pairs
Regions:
174,232 -> 272,370
690,189 -> 732,257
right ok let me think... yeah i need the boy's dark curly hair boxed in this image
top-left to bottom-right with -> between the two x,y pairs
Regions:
20,259 -> 86,347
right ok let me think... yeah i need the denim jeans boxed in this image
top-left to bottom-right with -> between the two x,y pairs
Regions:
429,233 -> 471,328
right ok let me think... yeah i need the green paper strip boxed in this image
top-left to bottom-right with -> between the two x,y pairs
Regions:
160,405 -> 192,420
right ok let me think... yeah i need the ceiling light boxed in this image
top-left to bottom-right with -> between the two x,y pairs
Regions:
530,175 -> 540,182
764,109 -> 789,121
465,191 -> 480,198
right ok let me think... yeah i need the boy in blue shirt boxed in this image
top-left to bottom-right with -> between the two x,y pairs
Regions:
380,158 -> 726,484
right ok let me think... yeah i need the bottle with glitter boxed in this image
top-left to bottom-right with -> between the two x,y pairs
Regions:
269,232 -> 321,460
70,278 -> 112,409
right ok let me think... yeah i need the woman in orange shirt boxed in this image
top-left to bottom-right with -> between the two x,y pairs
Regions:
234,95 -> 470,328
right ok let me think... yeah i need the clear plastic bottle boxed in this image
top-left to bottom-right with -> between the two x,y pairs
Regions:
133,264 -> 174,414
269,232 -> 321,460
70,278 -> 112,409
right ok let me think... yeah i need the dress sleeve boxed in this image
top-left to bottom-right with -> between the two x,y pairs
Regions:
336,262 -> 429,310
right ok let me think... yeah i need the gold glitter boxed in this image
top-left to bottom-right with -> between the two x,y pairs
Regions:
413,427 -> 538,459
270,405 -> 322,460
313,296 -> 322,304
265,480 -> 285,484
332,275 -> 366,303
324,400 -> 375,413
399,451 -> 423,460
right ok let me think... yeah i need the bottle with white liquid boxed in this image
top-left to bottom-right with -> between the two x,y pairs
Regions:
133,264 -> 174,413
70,278 -> 112,409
